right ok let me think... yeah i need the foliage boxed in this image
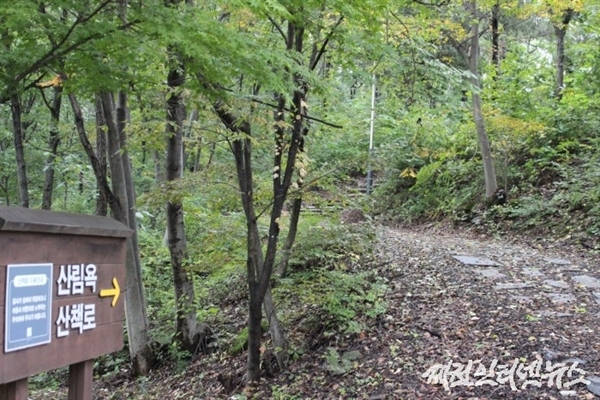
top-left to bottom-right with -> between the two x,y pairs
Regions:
278,241 -> 388,336
324,348 -> 361,375
286,215 -> 375,270
485,139 -> 600,237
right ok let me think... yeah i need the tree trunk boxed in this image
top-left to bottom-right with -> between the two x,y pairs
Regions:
95,95 -> 108,216
491,2 -> 500,74
10,94 -> 29,208
248,220 -> 286,372
469,16 -> 498,200
206,9 -> 339,379
193,146 -> 201,173
182,109 -> 198,170
471,81 -> 497,199
554,9 -> 574,100
278,196 -> 302,278
165,51 -> 200,353
154,150 -> 164,183
231,136 -> 263,382
100,92 -> 151,375
215,104 -> 288,381
247,290 -> 263,382
207,17 -> 321,380
448,1 -> 498,201
41,87 -> 63,210
69,94 -> 117,211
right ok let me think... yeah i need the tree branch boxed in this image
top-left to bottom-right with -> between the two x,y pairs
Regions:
14,0 -> 114,85
309,15 -> 344,71
412,0 -> 450,6
268,16 -> 287,42
446,33 -> 469,64
250,97 -> 342,128
4,19 -> 138,103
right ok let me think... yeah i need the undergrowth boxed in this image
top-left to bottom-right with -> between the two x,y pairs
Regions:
374,117 -> 600,245
133,204 -> 382,371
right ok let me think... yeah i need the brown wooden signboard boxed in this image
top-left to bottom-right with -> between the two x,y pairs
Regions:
0,206 -> 131,399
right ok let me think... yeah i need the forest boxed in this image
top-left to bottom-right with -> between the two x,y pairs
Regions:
1,0 -> 600,398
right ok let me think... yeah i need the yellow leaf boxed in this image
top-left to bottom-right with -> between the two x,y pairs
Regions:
37,74 -> 64,88
400,168 -> 417,178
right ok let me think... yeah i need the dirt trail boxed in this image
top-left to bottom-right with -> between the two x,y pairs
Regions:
370,225 -> 600,399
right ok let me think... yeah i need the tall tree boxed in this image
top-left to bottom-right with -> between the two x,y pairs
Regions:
206,3 -> 350,379
101,92 -> 152,375
491,1 -> 501,73
40,85 -> 63,210
163,0 -> 203,354
553,8 -> 574,99
10,94 -> 29,208
448,0 -> 498,201
94,94 -> 108,216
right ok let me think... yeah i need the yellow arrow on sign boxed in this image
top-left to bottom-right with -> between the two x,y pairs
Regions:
99,277 -> 120,307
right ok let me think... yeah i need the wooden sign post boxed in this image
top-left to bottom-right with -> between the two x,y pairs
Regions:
0,206 -> 131,400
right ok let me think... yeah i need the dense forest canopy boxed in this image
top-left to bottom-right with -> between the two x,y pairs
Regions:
1,0 -> 599,396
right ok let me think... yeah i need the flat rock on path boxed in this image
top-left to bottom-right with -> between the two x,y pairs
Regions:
371,226 -> 599,400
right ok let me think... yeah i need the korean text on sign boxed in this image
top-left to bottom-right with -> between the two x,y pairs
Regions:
55,264 -> 98,337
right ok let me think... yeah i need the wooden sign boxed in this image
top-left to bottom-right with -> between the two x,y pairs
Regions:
0,206 -> 131,389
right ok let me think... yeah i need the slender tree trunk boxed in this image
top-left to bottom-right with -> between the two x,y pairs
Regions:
69,94 -> 118,210
230,136 -> 263,382
208,17 -> 322,380
449,1 -> 498,201
213,103 -> 287,381
0,176 -> 9,206
71,95 -> 108,198
555,28 -> 566,98
468,16 -> 498,200
165,49 -> 201,353
206,143 -> 216,169
10,94 -> 29,208
554,9 -> 574,100
278,196 -> 302,278
95,95 -> 108,216
491,2 -> 500,74
193,146 -> 201,173
471,82 -> 497,199
154,150 -> 164,183
101,92 -> 151,375
116,92 -> 137,226
41,87 -> 63,210
182,109 -> 198,170
207,9 -> 339,380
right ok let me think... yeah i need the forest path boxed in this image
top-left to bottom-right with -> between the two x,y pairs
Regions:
373,224 -> 600,399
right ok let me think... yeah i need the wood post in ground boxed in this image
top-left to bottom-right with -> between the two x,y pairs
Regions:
0,378 -> 28,400
68,359 -> 94,400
